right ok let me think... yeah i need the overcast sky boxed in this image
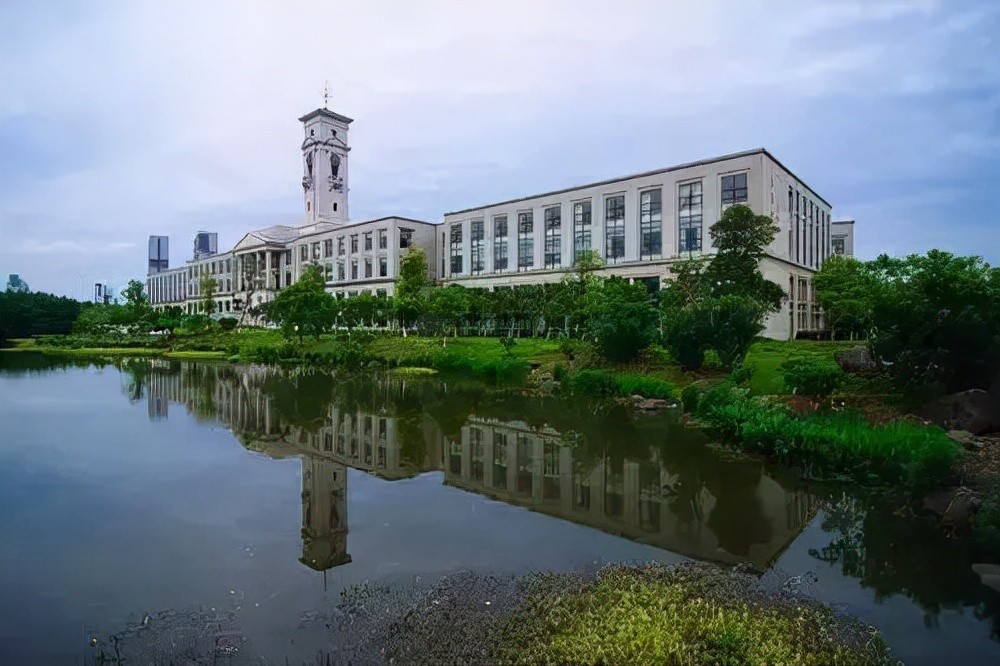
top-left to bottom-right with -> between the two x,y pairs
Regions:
1,0 -> 997,298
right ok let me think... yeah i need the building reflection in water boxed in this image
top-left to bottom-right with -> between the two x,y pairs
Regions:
142,361 -> 818,571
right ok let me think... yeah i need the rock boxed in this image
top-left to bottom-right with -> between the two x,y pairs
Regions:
972,564 -> 1000,594
923,486 -> 981,533
538,380 -> 561,396
921,389 -> 1000,435
636,398 -> 671,411
834,346 -> 877,374
947,430 -> 983,451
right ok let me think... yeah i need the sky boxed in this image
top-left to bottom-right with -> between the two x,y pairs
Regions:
1,0 -> 998,299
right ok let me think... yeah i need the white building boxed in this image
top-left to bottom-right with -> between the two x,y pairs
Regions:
147,102 -> 852,339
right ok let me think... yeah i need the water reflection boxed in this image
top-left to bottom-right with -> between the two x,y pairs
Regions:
137,360 -> 818,571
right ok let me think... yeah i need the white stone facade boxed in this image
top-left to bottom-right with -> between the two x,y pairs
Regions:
146,103 -> 850,339
440,149 -> 837,339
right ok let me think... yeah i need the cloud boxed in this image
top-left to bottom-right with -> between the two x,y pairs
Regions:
1,0 -> 998,296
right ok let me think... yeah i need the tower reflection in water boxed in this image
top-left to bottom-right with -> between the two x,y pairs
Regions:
142,361 -> 819,571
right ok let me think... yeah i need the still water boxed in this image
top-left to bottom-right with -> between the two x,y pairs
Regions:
0,353 -> 997,664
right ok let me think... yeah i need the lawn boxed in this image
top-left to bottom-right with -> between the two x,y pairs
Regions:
743,338 -> 858,395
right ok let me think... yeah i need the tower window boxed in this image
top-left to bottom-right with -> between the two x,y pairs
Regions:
333,203 -> 338,212
307,201 -> 311,212
310,129 -> 315,136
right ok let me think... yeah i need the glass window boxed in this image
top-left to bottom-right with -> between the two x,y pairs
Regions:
573,201 -> 592,263
351,260 -> 358,280
493,215 -> 508,271
518,212 -> 534,270
324,239 -> 333,257
379,257 -> 388,277
300,245 -> 309,261
364,259 -> 372,278
364,232 -> 372,251
350,235 -> 358,253
337,262 -> 345,281
450,223 -> 463,275
471,219 -> 485,273
678,181 -> 703,253
337,237 -> 345,255
605,195 -> 625,261
399,228 -> 413,249
312,242 -> 321,260
639,189 -> 662,258
721,173 -> 748,205
544,206 -> 561,268
378,229 -> 387,249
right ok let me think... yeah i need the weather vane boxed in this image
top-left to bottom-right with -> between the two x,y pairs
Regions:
323,80 -> 331,109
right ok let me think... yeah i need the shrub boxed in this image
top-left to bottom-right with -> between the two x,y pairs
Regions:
569,370 -> 621,398
218,317 -> 238,331
729,363 -> 754,386
552,363 -> 568,382
780,356 -> 845,398
681,384 -> 700,413
499,336 -> 517,357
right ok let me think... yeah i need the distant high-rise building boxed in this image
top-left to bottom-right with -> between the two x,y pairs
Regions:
193,231 -> 218,260
94,283 -> 110,304
148,235 -> 169,273
6,274 -> 29,293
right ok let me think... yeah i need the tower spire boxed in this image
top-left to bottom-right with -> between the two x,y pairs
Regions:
323,80 -> 331,109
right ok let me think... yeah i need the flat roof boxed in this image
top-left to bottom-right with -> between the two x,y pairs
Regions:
445,147 -> 831,215
832,219 -> 856,225
298,107 -> 354,125
295,215 -> 437,241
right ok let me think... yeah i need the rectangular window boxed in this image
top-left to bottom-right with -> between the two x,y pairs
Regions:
721,172 -> 748,205
399,228 -> 413,249
379,257 -> 388,277
312,242 -> 321,260
378,229 -> 387,249
337,262 -> 345,281
450,224 -> 463,275
605,195 -> 625,261
471,219 -> 485,273
324,239 -> 333,258
364,258 -> 372,278
300,245 -> 309,261
364,232 -> 373,251
493,215 -> 508,271
544,206 -> 561,268
573,201 -> 592,263
351,260 -> 358,280
338,237 -> 345,256
639,189 -> 662,258
832,236 -> 846,256
794,192 -> 801,263
350,235 -> 358,253
678,181 -> 703,253
518,212 -> 534,270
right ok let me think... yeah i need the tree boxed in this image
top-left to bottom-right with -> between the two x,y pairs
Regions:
200,276 -> 218,316
396,247 -> 429,328
5,274 -> 29,293
813,256 -> 877,339
265,264 -> 336,341
121,279 -> 148,309
583,276 -> 658,362
699,295 -> 766,369
704,204 -> 784,311
869,251 -> 1000,398
427,285 -> 469,337
0,290 -> 82,340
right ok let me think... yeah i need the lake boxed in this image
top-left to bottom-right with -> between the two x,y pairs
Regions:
0,353 -> 997,664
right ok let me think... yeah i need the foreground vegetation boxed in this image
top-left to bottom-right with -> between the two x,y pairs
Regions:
371,563 -> 897,666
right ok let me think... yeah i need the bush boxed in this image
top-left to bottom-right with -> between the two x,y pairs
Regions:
218,317 -> 238,331
552,363 -> 568,382
681,384 -> 701,413
569,370 -> 621,398
780,356 -> 845,398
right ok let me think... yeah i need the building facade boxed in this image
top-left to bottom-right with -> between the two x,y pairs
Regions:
147,103 -> 852,339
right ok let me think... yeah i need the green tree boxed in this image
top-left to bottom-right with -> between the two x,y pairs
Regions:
121,279 -> 148,309
699,295 -> 766,369
265,264 -> 336,341
813,255 -> 877,340
869,250 -> 1000,398
704,204 -> 784,311
584,276 -> 658,362
427,285 -> 469,337
200,276 -> 218,316
5,274 -> 29,293
0,290 -> 83,340
397,247 -> 429,328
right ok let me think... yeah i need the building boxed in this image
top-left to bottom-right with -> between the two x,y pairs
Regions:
147,235 -> 169,274
147,101 -> 852,339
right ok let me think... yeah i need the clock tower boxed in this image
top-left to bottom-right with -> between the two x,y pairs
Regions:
299,107 -> 352,225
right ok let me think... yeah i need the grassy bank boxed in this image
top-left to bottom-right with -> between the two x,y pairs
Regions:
364,563 -> 897,666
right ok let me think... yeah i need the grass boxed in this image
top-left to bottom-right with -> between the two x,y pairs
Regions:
376,562 -> 897,665
695,381 -> 960,485
743,339 -> 857,395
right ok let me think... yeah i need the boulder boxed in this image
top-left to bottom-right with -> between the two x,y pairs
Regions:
946,430 -> 983,451
971,563 -> 1000,594
636,398 -> 672,412
921,389 -> 1000,435
923,486 -> 981,534
834,346 -> 877,374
